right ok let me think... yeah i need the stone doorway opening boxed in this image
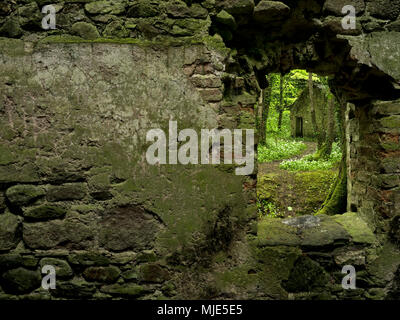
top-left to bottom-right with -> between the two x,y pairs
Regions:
255,70 -> 343,219
295,117 -> 303,138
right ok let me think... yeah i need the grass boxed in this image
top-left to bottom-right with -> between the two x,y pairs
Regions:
280,142 -> 342,171
258,137 -> 307,162
258,110 -> 307,163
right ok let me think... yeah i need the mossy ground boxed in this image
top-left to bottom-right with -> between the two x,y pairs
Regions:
257,141 -> 338,218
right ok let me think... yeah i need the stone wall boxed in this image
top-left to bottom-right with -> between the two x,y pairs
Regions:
347,100 -> 400,237
290,84 -> 328,138
0,38 -> 257,299
0,0 -> 400,300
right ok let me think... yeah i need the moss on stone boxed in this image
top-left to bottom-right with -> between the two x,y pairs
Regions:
216,10 -> 237,30
83,266 -> 121,283
333,212 -> 376,244
68,252 -> 110,266
84,0 -> 126,15
100,283 -> 148,297
282,256 -> 329,293
103,20 -> 129,38
0,268 -> 41,294
24,204 -> 66,221
257,214 -> 351,247
39,258 -> 73,279
0,212 -> 21,251
317,159 -> 347,216
0,18 -> 23,39
0,37 -> 25,56
71,22 -> 100,40
5,184 -> 46,207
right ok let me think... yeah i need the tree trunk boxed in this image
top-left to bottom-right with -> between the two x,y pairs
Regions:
308,72 -> 322,147
325,95 -> 335,155
319,95 -> 336,158
259,75 -> 272,145
278,74 -> 284,130
317,98 -> 347,215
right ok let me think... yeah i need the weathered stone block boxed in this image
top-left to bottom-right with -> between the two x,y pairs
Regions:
52,279 -> 96,299
0,193 -> 6,213
127,0 -> 159,18
367,0 -> 400,20
381,158 -> 400,174
0,164 -> 39,185
189,4 -> 209,19
190,74 -> 222,88
322,16 -> 362,36
39,258 -> 73,279
98,206 -> 162,251
0,212 -> 21,251
257,215 -> 351,248
216,10 -> 237,29
0,17 -> 22,39
5,185 -> 46,207
139,263 -> 170,283
333,248 -> 366,266
323,0 -> 365,16
47,183 -> 87,202
333,212 -> 376,244
0,254 -> 23,272
282,256 -> 329,293
24,204 -> 66,221
166,0 -> 191,18
68,252 -> 110,266
198,88 -> 223,102
71,22 -> 100,40
103,20 -> 129,38
253,1 -> 290,23
83,266 -> 120,283
380,115 -> 400,129
0,268 -> 41,294
222,0 -> 255,15
17,2 -> 42,29
100,283 -> 148,297
23,218 -> 93,249
85,0 -> 126,15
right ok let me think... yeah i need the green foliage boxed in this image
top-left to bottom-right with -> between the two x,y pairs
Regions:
258,139 -> 307,163
258,111 -> 307,162
280,142 -> 342,171
257,199 -> 284,218
268,70 -> 320,110
266,109 -> 291,136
